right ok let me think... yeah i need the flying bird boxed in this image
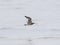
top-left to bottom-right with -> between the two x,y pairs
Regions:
24,16 -> 35,26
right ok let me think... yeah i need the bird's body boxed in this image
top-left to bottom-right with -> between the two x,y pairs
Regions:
24,16 -> 35,26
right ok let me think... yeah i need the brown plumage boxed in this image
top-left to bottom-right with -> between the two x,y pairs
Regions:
24,16 -> 35,25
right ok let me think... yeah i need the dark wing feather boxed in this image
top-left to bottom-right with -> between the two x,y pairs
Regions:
25,16 -> 32,21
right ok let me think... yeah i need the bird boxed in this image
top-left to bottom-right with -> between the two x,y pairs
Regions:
24,16 -> 35,26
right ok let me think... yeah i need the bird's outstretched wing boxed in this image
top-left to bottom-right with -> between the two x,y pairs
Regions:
25,16 -> 32,21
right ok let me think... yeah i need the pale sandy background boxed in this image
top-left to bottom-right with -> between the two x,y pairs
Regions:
0,0 -> 60,45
